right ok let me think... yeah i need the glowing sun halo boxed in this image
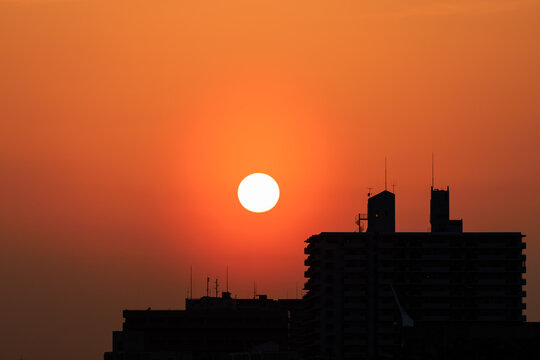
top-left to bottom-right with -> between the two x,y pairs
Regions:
238,173 -> 280,213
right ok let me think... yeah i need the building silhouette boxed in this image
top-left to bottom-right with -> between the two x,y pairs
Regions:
104,293 -> 303,360
430,187 -> 463,232
303,186 -> 527,360
105,184 -> 539,360
367,190 -> 395,233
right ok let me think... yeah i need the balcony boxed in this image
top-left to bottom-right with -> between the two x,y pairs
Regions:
344,278 -> 367,285
304,267 -> 320,278
344,316 -> 368,323
344,303 -> 368,310
304,257 -> 321,267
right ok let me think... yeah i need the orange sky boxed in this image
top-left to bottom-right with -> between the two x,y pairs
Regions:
1,1 -> 540,359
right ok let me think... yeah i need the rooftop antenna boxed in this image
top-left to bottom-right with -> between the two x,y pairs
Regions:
385,156 -> 388,191
206,276 -> 209,297
392,183 -> 396,193
215,278 -> 219,298
367,187 -> 373,197
190,266 -> 193,300
431,152 -> 434,189
226,265 -> 229,293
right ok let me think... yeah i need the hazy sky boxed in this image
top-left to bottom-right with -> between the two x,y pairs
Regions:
1,1 -> 539,359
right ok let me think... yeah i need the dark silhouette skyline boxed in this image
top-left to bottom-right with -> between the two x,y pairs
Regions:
105,186 -> 538,360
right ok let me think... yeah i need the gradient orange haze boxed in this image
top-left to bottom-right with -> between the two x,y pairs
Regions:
1,1 -> 540,359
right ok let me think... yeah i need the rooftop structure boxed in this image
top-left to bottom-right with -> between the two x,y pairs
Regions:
367,190 -> 395,233
431,186 -> 463,232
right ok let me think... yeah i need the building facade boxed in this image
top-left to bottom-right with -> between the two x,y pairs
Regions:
303,187 -> 526,360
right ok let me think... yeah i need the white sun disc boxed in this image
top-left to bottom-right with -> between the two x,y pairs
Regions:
238,173 -> 280,213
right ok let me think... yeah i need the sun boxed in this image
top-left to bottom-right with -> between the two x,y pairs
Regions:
238,173 -> 280,213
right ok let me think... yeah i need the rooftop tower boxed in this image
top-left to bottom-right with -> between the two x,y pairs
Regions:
367,190 -> 395,232
430,186 -> 463,232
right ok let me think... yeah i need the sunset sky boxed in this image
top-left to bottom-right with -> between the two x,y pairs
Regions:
1,1 -> 539,359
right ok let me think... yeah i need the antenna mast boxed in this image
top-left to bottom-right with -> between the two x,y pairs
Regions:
432,152 -> 434,189
226,265 -> 229,293
385,156 -> 388,191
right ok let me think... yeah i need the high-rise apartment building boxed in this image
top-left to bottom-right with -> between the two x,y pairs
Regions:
303,187 -> 526,360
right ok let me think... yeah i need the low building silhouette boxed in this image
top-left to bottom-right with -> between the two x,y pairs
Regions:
303,186 -> 528,360
104,293 -> 303,360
